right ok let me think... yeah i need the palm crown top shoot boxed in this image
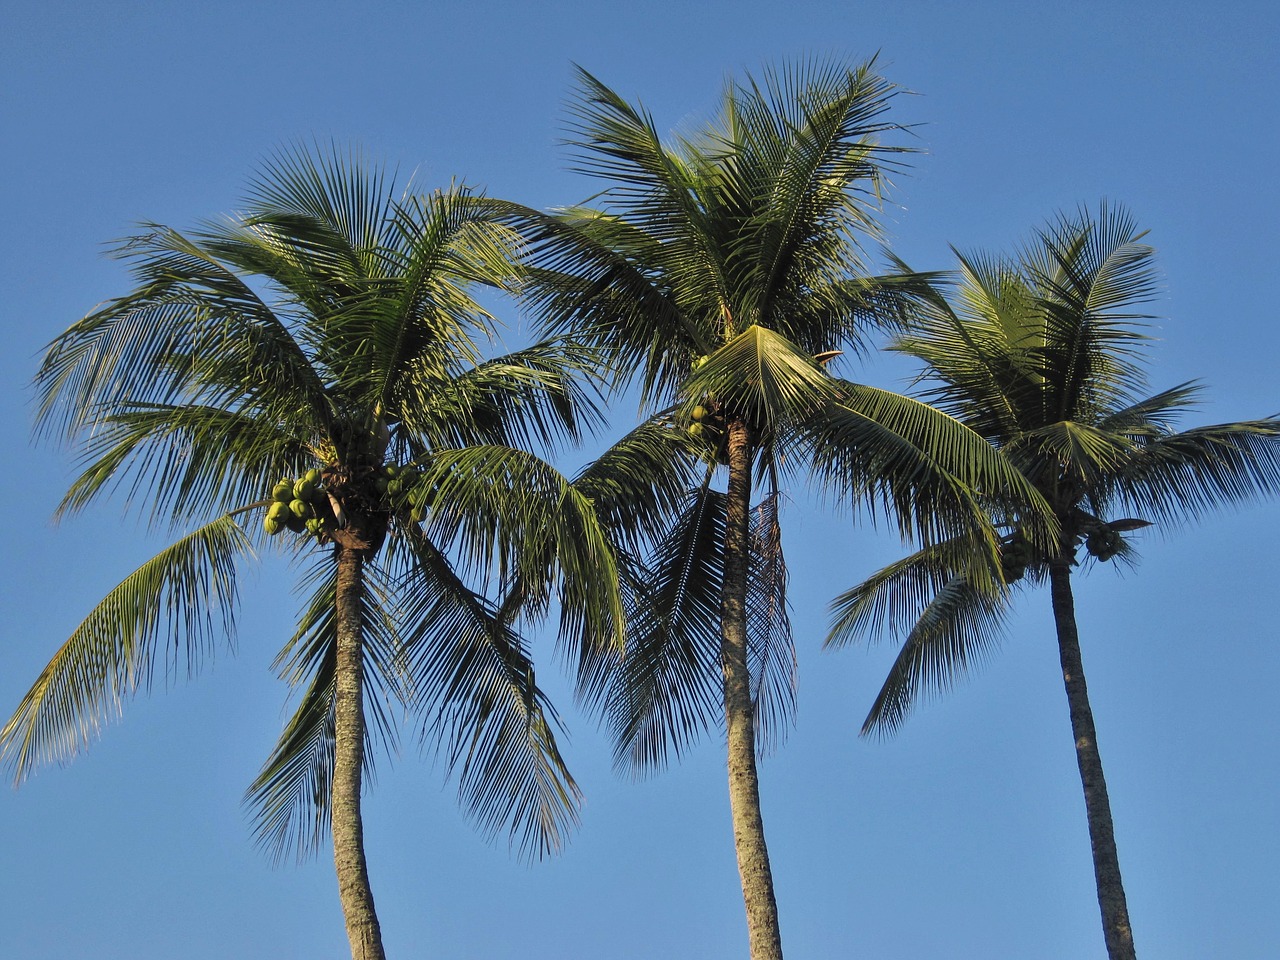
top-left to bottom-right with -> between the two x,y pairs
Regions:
502,59 -> 1052,960
2,147 -> 624,960
829,204 -> 1280,960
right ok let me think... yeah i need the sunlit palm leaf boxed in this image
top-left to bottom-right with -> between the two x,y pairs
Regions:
1,516 -> 251,781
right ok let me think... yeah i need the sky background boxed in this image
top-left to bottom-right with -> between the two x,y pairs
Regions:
2,2 -> 1278,958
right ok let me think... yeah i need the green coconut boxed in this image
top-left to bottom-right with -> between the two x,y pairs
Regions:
272,480 -> 294,502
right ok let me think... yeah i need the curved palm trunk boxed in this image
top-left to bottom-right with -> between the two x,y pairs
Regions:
721,419 -> 785,960
1048,561 -> 1136,960
333,547 -> 387,960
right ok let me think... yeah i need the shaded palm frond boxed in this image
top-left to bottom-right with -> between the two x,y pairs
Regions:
607,485 -> 726,772
392,527 -> 580,859
861,577 -> 1012,736
745,492 -> 796,754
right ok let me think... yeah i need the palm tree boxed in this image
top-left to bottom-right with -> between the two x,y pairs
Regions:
501,60 -> 1051,960
1,148 -> 623,960
829,204 -> 1280,960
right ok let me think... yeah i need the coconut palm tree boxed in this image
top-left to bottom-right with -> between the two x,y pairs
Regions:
500,60 -> 1052,960
0,148 -> 623,960
828,204 -> 1280,960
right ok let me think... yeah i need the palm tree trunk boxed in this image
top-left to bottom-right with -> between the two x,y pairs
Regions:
721,418 -> 785,960
333,546 -> 387,960
1048,561 -> 1136,960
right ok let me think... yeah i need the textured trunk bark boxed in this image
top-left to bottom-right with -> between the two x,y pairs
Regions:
720,418 -> 785,960
333,547 -> 387,960
1048,561 -> 1137,960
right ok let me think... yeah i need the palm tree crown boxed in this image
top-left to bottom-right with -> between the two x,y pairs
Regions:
3,147 -> 622,959
830,204 -> 1280,960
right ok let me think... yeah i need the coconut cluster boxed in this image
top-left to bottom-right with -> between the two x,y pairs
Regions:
1084,524 -> 1123,562
372,463 -> 434,523
686,401 -> 731,462
263,468 -> 338,542
1000,531 -> 1033,582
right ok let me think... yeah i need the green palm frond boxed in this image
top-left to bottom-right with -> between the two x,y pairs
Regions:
803,381 -> 1055,557
745,493 -> 796,754
571,415 -> 702,555
246,143 -> 392,267
827,534 -> 992,650
860,577 -> 1011,736
418,444 -> 625,649
390,527 -> 579,859
1,515 -> 251,781
35,227 -> 332,450
608,485 -> 726,772
684,324 -> 839,439
396,338 -> 604,455
1096,381 -> 1205,436
488,200 -> 709,401
55,402 -> 312,526
1109,418 -> 1280,523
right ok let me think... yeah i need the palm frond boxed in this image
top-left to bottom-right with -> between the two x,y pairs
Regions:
390,527 -> 580,859
607,485 -> 726,772
1,516 -> 251,781
1109,418 -> 1280,523
746,492 -> 796,754
685,324 -> 841,439
802,381 -> 1055,558
860,576 -> 1011,736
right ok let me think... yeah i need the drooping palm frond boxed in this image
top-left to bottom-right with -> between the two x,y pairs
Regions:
571,414 -> 702,556
1,515 -> 251,781
827,534 -> 991,650
389,527 -> 579,859
415,444 -> 625,648
607,485 -> 727,772
55,402 -> 313,529
745,492 -> 796,754
859,576 -> 1012,736
802,381 -> 1056,559
34,226 -> 333,454
1108,418 -> 1280,523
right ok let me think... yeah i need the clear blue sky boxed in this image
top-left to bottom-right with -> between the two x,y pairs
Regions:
3,2 -> 1277,958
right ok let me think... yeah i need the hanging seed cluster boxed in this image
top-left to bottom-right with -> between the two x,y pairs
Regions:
262,462 -> 438,544
1084,524 -> 1123,561
263,469 -> 338,542
685,356 -> 729,463
1000,531 -> 1033,582
372,463 -> 434,523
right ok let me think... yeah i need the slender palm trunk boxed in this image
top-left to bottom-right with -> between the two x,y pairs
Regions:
720,418 -> 785,960
333,547 -> 387,960
1048,561 -> 1136,960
